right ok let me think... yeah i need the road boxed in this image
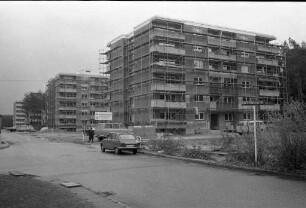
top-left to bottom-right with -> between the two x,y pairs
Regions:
1,131 -> 306,208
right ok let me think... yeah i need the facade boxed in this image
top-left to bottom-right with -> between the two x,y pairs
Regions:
13,101 -> 26,127
46,73 -> 109,132
102,16 -> 287,135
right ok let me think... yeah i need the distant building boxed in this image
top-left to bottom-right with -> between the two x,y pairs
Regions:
46,72 -> 109,132
13,101 -> 26,127
102,16 -> 287,135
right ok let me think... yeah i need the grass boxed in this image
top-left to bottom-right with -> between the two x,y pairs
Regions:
0,174 -> 94,208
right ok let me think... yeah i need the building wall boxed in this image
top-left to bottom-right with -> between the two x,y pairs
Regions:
105,16 -> 286,135
13,101 -> 26,126
46,73 -> 110,132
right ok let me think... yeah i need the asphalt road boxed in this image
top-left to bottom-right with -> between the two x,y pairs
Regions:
1,131 -> 306,208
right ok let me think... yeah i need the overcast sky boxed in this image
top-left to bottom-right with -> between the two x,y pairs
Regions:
1,1 -> 306,114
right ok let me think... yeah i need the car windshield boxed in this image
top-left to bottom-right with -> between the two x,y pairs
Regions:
120,134 -> 136,140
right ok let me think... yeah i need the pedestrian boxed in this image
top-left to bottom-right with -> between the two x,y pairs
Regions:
88,128 -> 94,143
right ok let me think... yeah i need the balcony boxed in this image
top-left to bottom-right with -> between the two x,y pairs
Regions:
58,88 -> 77,93
58,115 -> 76,119
257,45 -> 281,54
150,45 -> 185,55
151,82 -> 186,92
151,100 -> 186,108
260,104 -> 280,111
257,58 -> 279,66
58,106 -> 77,111
208,52 -> 236,61
149,28 -> 185,40
210,102 -> 238,111
207,36 -> 236,48
259,89 -> 280,97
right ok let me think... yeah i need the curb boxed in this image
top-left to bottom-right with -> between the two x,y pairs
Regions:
139,150 -> 306,180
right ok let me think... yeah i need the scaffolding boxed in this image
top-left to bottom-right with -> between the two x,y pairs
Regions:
104,17 -> 287,136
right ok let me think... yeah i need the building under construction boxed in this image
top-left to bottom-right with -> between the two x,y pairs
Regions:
101,16 -> 287,135
46,72 -> 109,132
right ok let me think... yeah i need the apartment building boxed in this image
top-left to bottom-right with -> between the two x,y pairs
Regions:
102,16 -> 287,135
46,72 -> 109,132
13,101 -> 26,126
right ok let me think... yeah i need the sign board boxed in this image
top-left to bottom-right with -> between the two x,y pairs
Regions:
95,112 -> 112,121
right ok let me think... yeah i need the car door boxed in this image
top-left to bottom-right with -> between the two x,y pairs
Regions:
102,133 -> 112,149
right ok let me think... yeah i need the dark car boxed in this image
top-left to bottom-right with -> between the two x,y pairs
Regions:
100,132 -> 141,155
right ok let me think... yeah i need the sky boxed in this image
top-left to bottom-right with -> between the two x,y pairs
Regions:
1,1 -> 306,114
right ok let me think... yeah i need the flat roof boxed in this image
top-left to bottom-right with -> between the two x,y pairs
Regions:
108,15 -> 276,46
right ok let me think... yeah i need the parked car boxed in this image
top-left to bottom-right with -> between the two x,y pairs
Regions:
236,120 -> 266,135
100,132 -> 141,155
94,123 -> 132,141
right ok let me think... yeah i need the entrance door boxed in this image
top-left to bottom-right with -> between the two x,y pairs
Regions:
210,114 -> 219,130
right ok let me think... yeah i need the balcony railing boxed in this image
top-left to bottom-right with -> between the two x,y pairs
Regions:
151,100 -> 186,108
149,28 -> 185,40
151,82 -> 186,92
208,52 -> 236,61
150,45 -> 186,55
257,58 -> 279,66
207,36 -> 236,48
257,45 -> 281,54
260,104 -> 280,111
58,88 -> 77,93
259,90 -> 280,97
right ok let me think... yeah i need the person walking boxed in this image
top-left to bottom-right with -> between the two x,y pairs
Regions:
88,128 -> 94,143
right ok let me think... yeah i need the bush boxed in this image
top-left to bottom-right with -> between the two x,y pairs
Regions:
148,138 -> 184,155
268,101 -> 306,171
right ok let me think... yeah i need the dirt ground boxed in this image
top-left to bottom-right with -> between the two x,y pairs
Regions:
0,174 -> 94,208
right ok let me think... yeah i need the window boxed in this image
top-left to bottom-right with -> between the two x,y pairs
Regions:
223,97 -> 233,103
241,65 -> 249,73
194,60 -> 203,68
208,48 -> 213,53
243,112 -> 251,120
195,112 -> 205,120
160,112 -> 165,119
225,113 -> 233,121
82,86 -> 88,90
242,81 -> 250,88
82,94 -> 87,98
82,102 -> 88,107
81,111 -> 88,115
193,46 -> 203,52
194,94 -> 205,102
194,77 -> 204,85
241,52 -> 250,58
242,97 -> 251,102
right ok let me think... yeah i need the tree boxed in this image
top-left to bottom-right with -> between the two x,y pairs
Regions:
22,91 -> 46,129
283,38 -> 306,102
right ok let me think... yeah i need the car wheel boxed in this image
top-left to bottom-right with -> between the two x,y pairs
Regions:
101,144 -> 105,152
133,149 -> 137,155
115,148 -> 120,155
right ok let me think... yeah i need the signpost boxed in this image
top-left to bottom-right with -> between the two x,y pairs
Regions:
241,101 -> 264,164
